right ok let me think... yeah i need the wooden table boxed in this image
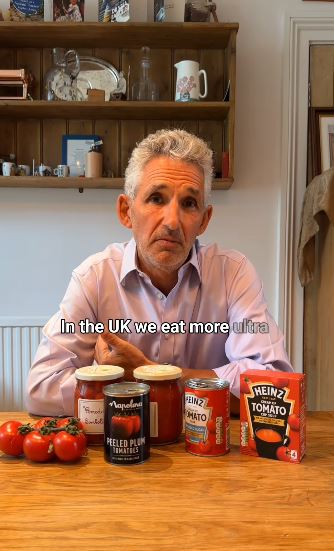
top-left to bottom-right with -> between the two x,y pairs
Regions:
1,412 -> 334,550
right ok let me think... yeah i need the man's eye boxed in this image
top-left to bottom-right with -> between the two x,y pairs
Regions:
183,198 -> 198,209
148,194 -> 164,204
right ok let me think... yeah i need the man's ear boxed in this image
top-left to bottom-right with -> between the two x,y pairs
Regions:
117,194 -> 132,229
197,205 -> 213,236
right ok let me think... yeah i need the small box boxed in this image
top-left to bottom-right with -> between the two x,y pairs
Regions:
240,370 -> 306,463
87,89 -> 105,102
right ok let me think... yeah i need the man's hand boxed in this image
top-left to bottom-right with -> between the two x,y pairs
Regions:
94,333 -> 154,380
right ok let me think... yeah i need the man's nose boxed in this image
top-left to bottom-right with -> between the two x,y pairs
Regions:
163,200 -> 180,230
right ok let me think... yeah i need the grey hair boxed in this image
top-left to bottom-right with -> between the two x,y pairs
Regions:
124,128 -> 214,205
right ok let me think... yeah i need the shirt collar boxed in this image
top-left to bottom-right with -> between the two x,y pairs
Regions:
120,237 -> 201,285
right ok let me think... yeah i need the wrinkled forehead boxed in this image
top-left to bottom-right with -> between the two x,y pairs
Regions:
136,156 -> 205,196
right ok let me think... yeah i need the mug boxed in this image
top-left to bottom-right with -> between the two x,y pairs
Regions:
2,162 -> 16,176
38,164 -> 52,177
17,164 -> 31,176
254,427 -> 290,459
53,164 -> 70,177
174,60 -> 208,102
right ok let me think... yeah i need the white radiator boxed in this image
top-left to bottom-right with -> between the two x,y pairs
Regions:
0,326 -> 43,411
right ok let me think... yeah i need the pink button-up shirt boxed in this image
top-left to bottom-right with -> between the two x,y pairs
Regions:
26,238 -> 292,415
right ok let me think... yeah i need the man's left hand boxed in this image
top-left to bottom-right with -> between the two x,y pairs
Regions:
94,333 -> 154,380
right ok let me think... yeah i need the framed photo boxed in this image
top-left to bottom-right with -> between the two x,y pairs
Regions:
310,108 -> 334,179
53,0 -> 84,22
62,134 -> 100,176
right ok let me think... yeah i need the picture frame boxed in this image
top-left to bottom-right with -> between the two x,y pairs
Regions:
310,107 -> 334,179
62,134 -> 100,176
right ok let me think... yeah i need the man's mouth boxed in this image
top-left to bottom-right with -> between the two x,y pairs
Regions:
155,237 -> 182,247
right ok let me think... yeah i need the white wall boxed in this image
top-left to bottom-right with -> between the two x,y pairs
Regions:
1,0 -> 333,325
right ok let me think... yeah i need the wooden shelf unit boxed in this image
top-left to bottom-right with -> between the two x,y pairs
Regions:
0,22 -> 238,190
0,176 -> 233,190
0,101 -> 231,120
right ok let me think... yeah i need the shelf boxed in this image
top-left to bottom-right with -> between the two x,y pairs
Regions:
0,101 -> 231,121
0,22 -> 239,49
0,176 -> 233,190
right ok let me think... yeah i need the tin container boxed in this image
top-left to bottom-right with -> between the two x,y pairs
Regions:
103,382 -> 150,465
74,365 -> 124,445
185,378 -> 230,457
133,364 -> 183,445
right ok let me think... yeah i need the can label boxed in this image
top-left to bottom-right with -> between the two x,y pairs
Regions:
104,393 -> 150,465
185,379 -> 230,456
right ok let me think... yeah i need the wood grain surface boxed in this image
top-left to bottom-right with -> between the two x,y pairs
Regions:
0,412 -> 333,550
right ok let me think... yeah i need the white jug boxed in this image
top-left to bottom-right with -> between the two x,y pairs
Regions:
174,60 -> 208,102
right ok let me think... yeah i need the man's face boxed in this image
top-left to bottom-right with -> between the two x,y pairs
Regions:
118,156 -> 212,281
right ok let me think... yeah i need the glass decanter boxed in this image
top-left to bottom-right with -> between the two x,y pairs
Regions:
43,48 -> 82,101
131,46 -> 159,101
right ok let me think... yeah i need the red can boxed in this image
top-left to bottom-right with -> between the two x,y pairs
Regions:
185,378 -> 230,457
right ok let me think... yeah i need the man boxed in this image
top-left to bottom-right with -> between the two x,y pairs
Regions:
26,129 -> 292,416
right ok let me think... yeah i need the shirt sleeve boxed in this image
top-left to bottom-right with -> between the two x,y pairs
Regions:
213,257 -> 293,397
25,270 -> 98,416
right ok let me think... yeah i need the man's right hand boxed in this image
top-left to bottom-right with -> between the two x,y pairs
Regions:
94,333 -> 154,380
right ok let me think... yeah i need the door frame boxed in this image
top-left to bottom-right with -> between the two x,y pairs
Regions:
280,14 -> 334,372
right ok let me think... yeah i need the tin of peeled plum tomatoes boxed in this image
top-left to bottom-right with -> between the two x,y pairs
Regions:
103,382 -> 150,465
185,378 -> 230,457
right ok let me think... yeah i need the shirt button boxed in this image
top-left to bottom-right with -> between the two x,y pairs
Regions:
157,293 -> 164,300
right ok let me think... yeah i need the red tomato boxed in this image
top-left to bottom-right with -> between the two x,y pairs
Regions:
53,431 -> 87,462
0,421 -> 25,457
111,416 -> 134,438
34,417 -> 57,430
131,415 -> 141,434
57,417 -> 84,430
288,414 -> 300,431
276,446 -> 291,462
240,376 -> 251,394
273,377 -> 290,389
207,419 -> 216,433
198,440 -> 212,454
23,431 -> 55,462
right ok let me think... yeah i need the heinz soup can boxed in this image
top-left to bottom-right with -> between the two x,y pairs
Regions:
185,378 -> 230,457
103,382 -> 150,465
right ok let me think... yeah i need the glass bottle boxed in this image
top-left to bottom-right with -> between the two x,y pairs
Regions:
74,364 -> 124,445
131,46 -> 159,101
133,364 -> 183,445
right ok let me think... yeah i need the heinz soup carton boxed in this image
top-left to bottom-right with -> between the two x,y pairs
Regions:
240,370 -> 306,463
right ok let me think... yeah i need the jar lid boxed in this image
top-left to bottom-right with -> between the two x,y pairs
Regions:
75,365 -> 124,381
133,364 -> 182,381
103,382 -> 150,397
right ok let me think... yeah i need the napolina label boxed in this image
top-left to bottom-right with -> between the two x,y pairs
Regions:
103,382 -> 150,465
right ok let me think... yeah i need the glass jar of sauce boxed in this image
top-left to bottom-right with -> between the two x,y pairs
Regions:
133,364 -> 183,445
74,365 -> 124,445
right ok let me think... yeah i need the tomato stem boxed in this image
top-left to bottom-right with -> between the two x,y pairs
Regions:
17,423 -> 34,435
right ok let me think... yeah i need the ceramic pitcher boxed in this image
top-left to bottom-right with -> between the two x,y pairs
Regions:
174,60 -> 208,102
